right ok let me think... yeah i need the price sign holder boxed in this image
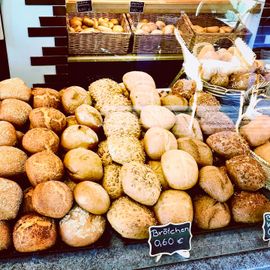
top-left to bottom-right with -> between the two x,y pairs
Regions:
148,222 -> 192,263
130,1 -> 145,13
76,0 -> 92,13
262,212 -> 270,247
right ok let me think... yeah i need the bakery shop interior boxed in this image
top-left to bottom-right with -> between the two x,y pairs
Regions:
0,0 -> 270,269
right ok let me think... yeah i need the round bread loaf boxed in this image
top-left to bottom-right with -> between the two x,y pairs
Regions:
194,195 -> 231,230
59,206 -> 106,247
254,141 -> 270,164
102,164 -> 123,199
161,94 -> 188,111
25,150 -> 64,186
66,115 -> 79,127
107,135 -> 145,165
231,191 -> 270,223
0,121 -> 17,146
97,140 -> 113,166
172,113 -> 203,141
154,190 -> 193,224
0,99 -> 32,127
199,166 -> 234,202
22,128 -> 59,154
147,160 -> 169,190
64,148 -> 103,182
29,107 -> 66,134
13,214 -> 57,252
74,181 -> 110,215
140,105 -> 176,130
226,155 -> 266,191
22,187 -> 35,214
32,87 -> 61,109
103,111 -> 141,138
0,78 -> 31,101
107,196 -> 157,239
0,178 -> 23,220
0,146 -> 27,177
171,79 -> 196,100
61,86 -> 92,115
144,127 -> 177,160
120,162 -> 161,206
32,181 -> 73,218
61,124 -> 98,151
0,221 -> 11,250
161,150 -> 198,190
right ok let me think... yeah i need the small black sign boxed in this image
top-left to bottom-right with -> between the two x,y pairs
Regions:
76,0 -> 92,13
263,212 -> 270,241
130,1 -> 144,13
148,222 -> 192,257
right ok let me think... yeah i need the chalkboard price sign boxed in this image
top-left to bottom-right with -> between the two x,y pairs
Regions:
262,212 -> 270,242
148,222 -> 192,261
76,0 -> 92,13
130,1 -> 145,13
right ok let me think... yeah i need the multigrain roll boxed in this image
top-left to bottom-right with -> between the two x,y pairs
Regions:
0,99 -> 32,127
0,178 -> 23,220
32,181 -> 73,218
0,146 -> 27,177
148,160 -> 169,190
0,121 -> 17,146
22,128 -> 59,154
107,196 -> 157,239
97,140 -> 113,166
0,221 -> 11,250
32,87 -> 61,109
25,151 -> 64,186
59,206 -> 106,247
22,187 -> 35,214
171,79 -> 196,100
13,214 -> 57,252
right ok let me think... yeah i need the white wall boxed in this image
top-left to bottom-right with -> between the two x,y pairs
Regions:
1,0 -> 56,87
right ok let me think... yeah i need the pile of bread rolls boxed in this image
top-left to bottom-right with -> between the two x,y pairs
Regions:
0,72 -> 269,255
192,24 -> 233,34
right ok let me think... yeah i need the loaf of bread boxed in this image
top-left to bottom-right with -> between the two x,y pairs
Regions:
32,87 -> 61,109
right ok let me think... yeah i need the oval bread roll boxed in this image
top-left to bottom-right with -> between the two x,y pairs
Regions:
161,149 -> 198,190
147,160 -> 169,190
32,88 -> 61,109
0,221 -> 11,250
0,121 -> 17,146
107,196 -> 157,239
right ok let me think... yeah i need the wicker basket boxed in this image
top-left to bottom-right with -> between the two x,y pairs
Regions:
127,13 -> 193,54
68,13 -> 131,55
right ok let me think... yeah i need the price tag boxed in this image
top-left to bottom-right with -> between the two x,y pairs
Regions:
148,222 -> 192,262
262,212 -> 270,242
76,0 -> 92,13
130,1 -> 144,13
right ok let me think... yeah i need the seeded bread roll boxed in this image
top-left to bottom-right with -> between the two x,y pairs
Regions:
107,196 -> 157,239
32,87 -> 61,109
0,99 -> 32,127
254,141 -> 270,164
13,214 -> 57,252
171,79 -> 196,100
22,187 -> 35,214
147,160 -> 169,190
59,206 -> 106,247
0,121 -> 17,146
231,191 -> 270,223
226,155 -> 266,191
97,140 -> 113,166
25,151 -> 64,186
194,195 -> 231,230
0,77 -> 31,102
22,128 -> 59,154
199,166 -> 234,202
206,131 -> 250,159
0,221 -> 11,250
0,146 -> 27,177
0,178 -> 23,220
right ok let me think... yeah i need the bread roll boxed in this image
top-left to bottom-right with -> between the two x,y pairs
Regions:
107,196 -> 157,239
66,115 -> 79,127
172,113 -> 203,141
60,206 -> 106,247
0,78 -> 31,102
231,191 -> 270,223
25,151 -> 64,186
74,181 -> 110,214
161,94 -> 188,111
0,146 -> 27,177
0,121 -> 17,146
197,44 -> 215,60
177,137 -> 213,166
22,187 -> 35,214
64,148 -> 103,182
254,141 -> 270,163
199,166 -> 234,202
13,214 -> 57,252
226,155 -> 266,191
120,162 -> 161,206
144,127 -> 177,160
194,195 -> 231,230
32,88 -> 61,109
206,131 -> 250,159
97,140 -> 113,166
161,150 -> 198,190
22,128 -> 59,154
0,221 -> 11,250
148,160 -> 169,190
210,73 -> 229,87
61,125 -> 98,151
0,178 -> 23,220
29,107 -> 66,134
171,79 -> 196,100
154,190 -> 193,224
0,99 -> 32,127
